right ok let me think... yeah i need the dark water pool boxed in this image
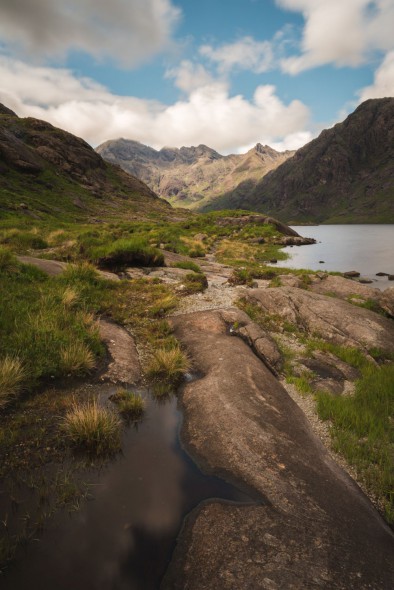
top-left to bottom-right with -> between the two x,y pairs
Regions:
2,385 -> 251,590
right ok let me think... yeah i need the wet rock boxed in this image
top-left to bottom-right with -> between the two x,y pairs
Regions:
389,275 -> 394,281
344,270 -> 360,278
376,272 -> 389,276
358,278 -> 373,284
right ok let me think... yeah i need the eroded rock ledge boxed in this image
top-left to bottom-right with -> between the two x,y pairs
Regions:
164,308 -> 394,590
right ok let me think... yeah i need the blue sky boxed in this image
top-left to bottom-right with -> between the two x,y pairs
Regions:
0,0 -> 393,153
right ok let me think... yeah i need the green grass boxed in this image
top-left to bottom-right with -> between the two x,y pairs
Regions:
173,260 -> 202,273
183,272 -> 208,294
111,389 -> 145,420
316,364 -> 394,522
61,400 -> 121,455
90,237 -> 164,270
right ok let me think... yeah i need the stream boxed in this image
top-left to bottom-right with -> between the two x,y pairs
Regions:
2,384 -> 251,590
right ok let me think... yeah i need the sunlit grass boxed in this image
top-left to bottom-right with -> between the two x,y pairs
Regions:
61,400 -> 121,455
0,356 -> 25,409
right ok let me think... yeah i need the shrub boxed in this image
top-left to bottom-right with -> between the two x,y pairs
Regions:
60,342 -> 95,375
111,389 -> 145,419
62,400 -> 121,455
0,356 -> 25,409
147,347 -> 190,383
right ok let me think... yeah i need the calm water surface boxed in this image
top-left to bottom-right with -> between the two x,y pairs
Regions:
2,385 -> 251,590
280,225 -> 394,290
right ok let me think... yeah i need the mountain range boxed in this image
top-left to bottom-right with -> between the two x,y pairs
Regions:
96,140 -> 294,211
0,103 -> 170,222
97,98 -> 394,223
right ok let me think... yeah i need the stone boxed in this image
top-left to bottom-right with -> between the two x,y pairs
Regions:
344,270 -> 360,278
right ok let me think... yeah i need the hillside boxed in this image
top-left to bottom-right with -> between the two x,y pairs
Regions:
207,98 -> 394,223
0,104 -> 171,222
96,139 -> 294,210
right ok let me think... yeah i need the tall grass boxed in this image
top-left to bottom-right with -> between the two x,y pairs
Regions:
317,364 -> 394,522
111,389 -> 145,419
0,356 -> 25,409
61,400 -> 121,455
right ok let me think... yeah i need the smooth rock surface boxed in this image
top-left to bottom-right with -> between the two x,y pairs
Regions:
164,309 -> 394,589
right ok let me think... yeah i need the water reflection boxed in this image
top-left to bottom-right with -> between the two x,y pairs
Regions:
3,387 -> 250,590
278,225 -> 394,290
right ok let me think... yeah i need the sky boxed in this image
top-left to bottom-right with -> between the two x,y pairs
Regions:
0,0 -> 393,154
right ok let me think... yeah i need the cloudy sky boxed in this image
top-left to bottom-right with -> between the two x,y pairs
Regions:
0,0 -> 393,154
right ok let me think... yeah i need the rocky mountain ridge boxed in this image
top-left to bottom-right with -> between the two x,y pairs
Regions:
207,98 -> 394,223
96,138 -> 294,210
0,104 -> 170,221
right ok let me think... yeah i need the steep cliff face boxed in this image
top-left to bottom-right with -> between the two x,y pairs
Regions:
229,98 -> 394,223
0,105 -> 170,221
96,139 -> 294,210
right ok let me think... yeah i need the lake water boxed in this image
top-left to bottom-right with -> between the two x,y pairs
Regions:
279,225 -> 394,290
2,385 -> 251,590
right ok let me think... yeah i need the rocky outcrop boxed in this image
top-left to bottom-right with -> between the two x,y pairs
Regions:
243,286 -> 394,355
164,308 -> 394,589
96,139 -> 294,211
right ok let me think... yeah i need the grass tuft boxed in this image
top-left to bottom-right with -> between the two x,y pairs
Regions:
147,347 -> 190,383
0,356 -> 25,409
61,400 -> 121,455
111,389 -> 145,419
60,342 -> 95,375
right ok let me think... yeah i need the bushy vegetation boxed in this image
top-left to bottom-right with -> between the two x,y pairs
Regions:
61,400 -> 121,455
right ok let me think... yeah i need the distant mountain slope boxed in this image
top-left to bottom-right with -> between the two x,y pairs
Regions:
0,104 -> 170,221
96,139 -> 294,210
208,98 -> 394,223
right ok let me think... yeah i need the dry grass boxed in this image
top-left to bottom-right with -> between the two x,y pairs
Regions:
61,287 -> 79,308
0,356 -> 25,409
60,342 -> 95,375
61,400 -> 121,455
147,347 -> 190,383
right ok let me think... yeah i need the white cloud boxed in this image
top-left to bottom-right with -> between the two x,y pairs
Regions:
277,0 -> 394,73
0,0 -> 180,66
165,60 -> 216,93
358,51 -> 394,100
0,56 -> 311,154
200,36 -> 274,74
